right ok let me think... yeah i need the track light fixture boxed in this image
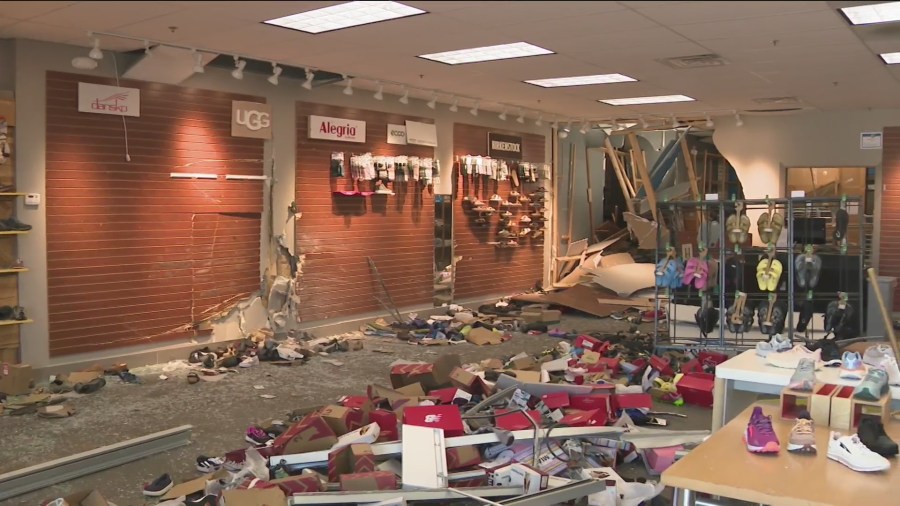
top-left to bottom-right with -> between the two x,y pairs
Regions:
579,121 -> 589,135
499,108 -> 508,121
143,40 -> 152,56
267,63 -> 282,85
343,76 -> 353,96
88,34 -> 103,60
670,114 -> 678,126
398,87 -> 409,105
426,93 -> 437,109
373,82 -> 384,100
231,56 -> 246,80
705,114 -> 714,128
517,108 -> 525,124
192,50 -> 205,73
470,101 -> 479,116
559,121 -> 571,139
449,96 -> 458,112
734,111 -> 743,127
640,116 -> 649,129
551,119 -> 558,130
302,68 -> 314,90
535,115 -> 543,127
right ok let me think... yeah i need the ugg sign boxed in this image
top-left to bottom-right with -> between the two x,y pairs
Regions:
309,115 -> 366,143
232,101 -> 272,139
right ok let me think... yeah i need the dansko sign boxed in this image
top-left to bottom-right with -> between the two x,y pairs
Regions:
309,115 -> 366,143
232,101 -> 272,139
488,132 -> 523,160
78,82 -> 140,117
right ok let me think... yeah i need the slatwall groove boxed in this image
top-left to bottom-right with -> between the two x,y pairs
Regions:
46,71 -> 263,356
295,102 -> 435,323
880,126 -> 900,310
452,123 -> 546,300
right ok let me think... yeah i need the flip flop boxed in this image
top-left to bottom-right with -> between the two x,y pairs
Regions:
755,260 -> 770,291
769,212 -> 785,243
756,258 -> 783,291
757,213 -> 772,244
834,208 -> 849,242
796,300 -> 814,333
667,259 -> 684,289
807,254 -> 822,288
726,213 -> 740,244
693,260 -> 710,290
739,214 -> 751,244
795,254 -> 809,289
655,259 -> 670,287
706,259 -> 719,289
682,258 -> 699,287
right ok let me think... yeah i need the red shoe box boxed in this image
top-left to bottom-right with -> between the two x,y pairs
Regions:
369,409 -> 398,441
644,445 -> 683,474
340,471 -> 399,491
540,392 -> 570,410
681,358 -> 703,374
269,475 -> 325,494
339,395 -> 371,409
327,444 -> 376,483
447,445 -> 483,470
574,335 -> 610,354
319,405 -> 366,435
559,408 -> 608,427
649,355 -> 674,377
449,367 -> 482,394
390,354 -> 460,389
597,358 -> 620,374
698,351 -> 728,368
274,414 -> 337,454
676,372 -> 715,407
402,405 -> 465,437
613,393 -> 653,411
494,408 -> 542,430
429,387 -> 461,404
569,394 -> 612,415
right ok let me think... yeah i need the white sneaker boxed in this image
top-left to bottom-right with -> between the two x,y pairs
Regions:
879,357 -> 900,386
766,345 -> 821,369
238,355 -> 259,368
862,344 -> 895,367
755,333 -> 791,357
827,431 -> 890,472
276,347 -> 304,361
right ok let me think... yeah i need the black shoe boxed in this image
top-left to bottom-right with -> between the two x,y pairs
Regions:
2,218 -> 31,231
0,305 -> 12,320
142,473 -> 174,497
796,300 -> 814,333
185,495 -> 217,506
74,377 -> 106,394
858,416 -> 899,457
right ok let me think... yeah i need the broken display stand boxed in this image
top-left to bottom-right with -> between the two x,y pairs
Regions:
652,197 -> 864,349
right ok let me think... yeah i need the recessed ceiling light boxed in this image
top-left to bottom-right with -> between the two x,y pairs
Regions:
840,2 -> 900,25
264,1 -> 426,34
880,52 -> 900,64
419,42 -> 554,65
599,94 -> 695,106
524,73 -> 636,88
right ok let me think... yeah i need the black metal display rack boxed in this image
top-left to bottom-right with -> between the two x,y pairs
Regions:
653,196 -> 864,350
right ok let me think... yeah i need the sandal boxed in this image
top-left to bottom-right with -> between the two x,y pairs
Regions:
187,372 -> 200,384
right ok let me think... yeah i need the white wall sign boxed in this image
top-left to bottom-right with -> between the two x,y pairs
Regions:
387,124 -> 407,145
309,115 -> 366,143
860,131 -> 882,150
78,82 -> 140,117
405,120 -> 437,147
232,101 -> 272,139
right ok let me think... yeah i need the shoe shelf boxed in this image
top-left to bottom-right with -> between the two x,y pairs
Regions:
0,193 -> 25,197
0,268 -> 27,274
0,231 -> 28,235
654,197 -> 865,350
0,318 -> 31,326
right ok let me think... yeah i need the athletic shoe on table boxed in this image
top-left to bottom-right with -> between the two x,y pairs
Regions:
854,367 -> 889,401
839,351 -> 866,380
196,455 -> 224,473
827,431 -> 890,472
143,473 -> 174,497
863,344 -> 896,366
743,406 -> 780,453
788,358 -> 816,391
755,333 -> 791,357
765,345 -> 821,369
858,416 -> 899,457
787,411 -> 817,453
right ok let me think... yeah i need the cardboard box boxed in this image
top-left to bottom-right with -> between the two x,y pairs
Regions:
333,422 -> 381,449
447,445 -> 482,470
466,327 -> 504,345
370,409 -> 399,441
269,474 -> 325,494
339,395 -> 371,409
402,405 -> 465,437
494,408 -> 542,430
810,383 -> 838,427
676,372 -> 715,407
852,392 -> 890,428
163,471 -> 229,500
428,387 -> 459,404
449,367 -> 480,393
389,354 -> 460,389
508,463 -> 549,494
829,385 -> 855,431
395,383 -> 426,397
0,363 -> 32,395
328,444 -> 375,482
541,309 -> 562,323
319,405 -> 366,435
509,370 -> 541,383
275,414 -> 338,454
219,488 -> 286,505
448,470 -> 488,488
340,471 -> 399,491
508,356 -> 537,371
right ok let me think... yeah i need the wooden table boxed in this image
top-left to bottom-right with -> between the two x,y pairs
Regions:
662,402 -> 900,506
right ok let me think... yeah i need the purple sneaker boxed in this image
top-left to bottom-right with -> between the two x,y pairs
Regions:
245,426 -> 272,446
743,406 -> 780,453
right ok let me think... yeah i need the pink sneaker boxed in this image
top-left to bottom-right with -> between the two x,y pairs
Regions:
743,406 -> 780,453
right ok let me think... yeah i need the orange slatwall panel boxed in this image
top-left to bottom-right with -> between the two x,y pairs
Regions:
880,126 -> 900,310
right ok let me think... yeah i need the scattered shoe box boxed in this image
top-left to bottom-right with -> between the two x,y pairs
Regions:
676,372 -> 715,407
269,474 -> 325,494
389,354 -> 460,389
493,463 -> 549,494
447,469 -> 488,487
642,445 -> 683,474
402,405 -> 465,436
597,358 -> 621,374
395,383 -> 426,397
428,387 -> 462,404
48,489 -> 111,506
574,335 -> 608,353
559,408 -> 607,427
613,393 -> 653,411
698,351 -> 728,367
829,385 -> 856,431
276,414 -> 337,454
220,488 -> 286,505
369,409 -> 399,441
447,445 -> 483,470
328,443 -> 376,482
320,405 -> 366,435
680,358 -> 703,374
649,356 -> 674,378
0,363 -> 33,395
569,394 -> 611,414
449,367 -> 481,393
333,422 -> 381,450
540,392 -> 570,409
494,408 -> 542,430
581,350 -> 601,365
339,471 -> 400,491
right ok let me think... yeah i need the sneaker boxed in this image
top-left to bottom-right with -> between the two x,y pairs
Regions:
788,358 -> 816,391
862,344 -> 896,367
143,473 -> 174,497
500,211 -> 513,219
489,194 -> 502,201
839,351 -> 866,380
185,495 -> 217,506
245,426 -> 273,446
787,412 -> 817,453
223,458 -> 244,472
276,347 -> 304,361
641,309 -> 666,323
610,311 -> 626,321
878,357 -> 900,386
765,345 -> 821,369
755,333 -> 791,357
238,355 -> 259,368
497,230 -> 511,238
854,367 -> 889,401
196,455 -> 224,473
827,431 -> 890,472
857,416 -> 899,457
743,406 -> 780,453
519,215 -> 532,223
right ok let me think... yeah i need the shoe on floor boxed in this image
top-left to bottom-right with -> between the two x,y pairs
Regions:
196,455 -> 225,473
853,367 -> 889,401
857,416 -> 899,457
827,431 -> 890,472
74,377 -> 106,394
788,358 -> 816,391
238,355 -> 259,368
787,412 -> 817,454
743,406 -> 780,453
839,351 -> 866,380
185,494 -> 217,506
766,345 -> 821,369
245,426 -> 273,446
641,309 -> 666,323
755,333 -> 791,357
143,473 -> 174,497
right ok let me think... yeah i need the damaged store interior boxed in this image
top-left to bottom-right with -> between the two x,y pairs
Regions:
2,1 -> 900,505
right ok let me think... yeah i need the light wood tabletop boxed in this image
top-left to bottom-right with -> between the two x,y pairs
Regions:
662,402 -> 900,506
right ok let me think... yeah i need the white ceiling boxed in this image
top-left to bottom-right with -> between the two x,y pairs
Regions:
2,1 -> 900,122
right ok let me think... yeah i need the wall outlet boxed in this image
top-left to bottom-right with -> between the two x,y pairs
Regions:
25,193 -> 40,206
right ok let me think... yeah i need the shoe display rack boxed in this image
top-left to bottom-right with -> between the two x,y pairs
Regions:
0,100 -> 32,364
653,196 -> 864,350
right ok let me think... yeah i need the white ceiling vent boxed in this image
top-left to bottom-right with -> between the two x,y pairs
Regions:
123,45 -> 218,85
752,96 -> 801,105
658,54 -> 729,69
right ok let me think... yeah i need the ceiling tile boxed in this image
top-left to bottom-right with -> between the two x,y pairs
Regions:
436,1 -> 625,29
671,9 -> 848,40
31,1 -> 183,30
2,1 -> 76,21
0,20 -> 85,43
112,9 -> 251,44
634,1 -> 828,25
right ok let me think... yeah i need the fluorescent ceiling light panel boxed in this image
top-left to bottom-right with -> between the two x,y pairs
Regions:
880,52 -> 900,64
841,2 -> 900,25
419,42 -> 554,65
264,1 -> 425,34
600,94 -> 695,106
525,73 -> 636,87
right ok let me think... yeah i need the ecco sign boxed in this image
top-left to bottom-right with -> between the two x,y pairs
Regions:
387,124 -> 407,145
309,115 -> 366,143
488,132 -> 523,160
232,101 -> 272,139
